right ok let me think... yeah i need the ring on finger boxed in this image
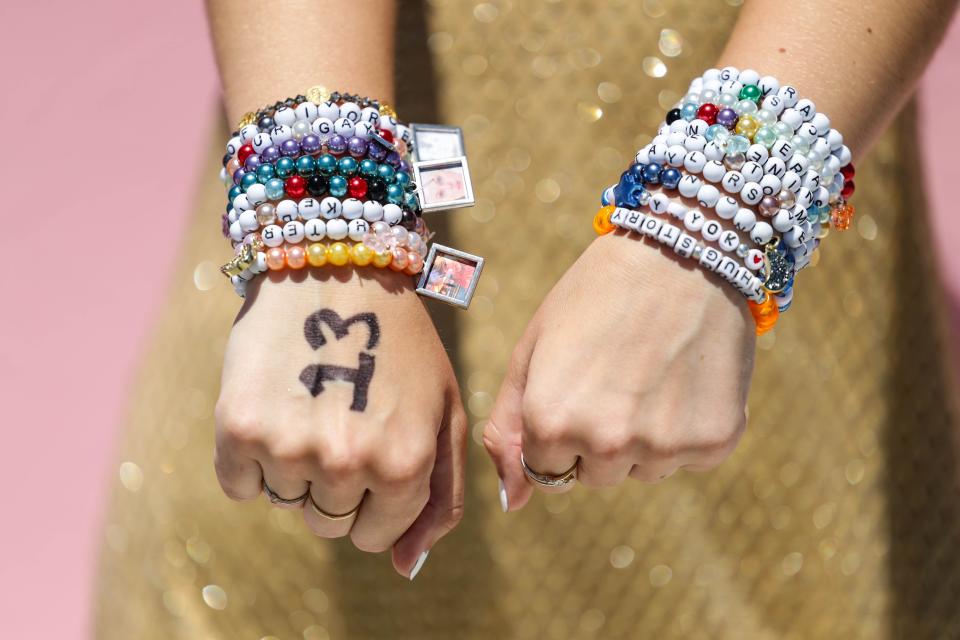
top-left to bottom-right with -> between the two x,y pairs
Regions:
309,495 -> 362,521
262,479 -> 309,506
520,452 -> 579,487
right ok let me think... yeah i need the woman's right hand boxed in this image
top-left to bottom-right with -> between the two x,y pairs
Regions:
214,268 -> 466,579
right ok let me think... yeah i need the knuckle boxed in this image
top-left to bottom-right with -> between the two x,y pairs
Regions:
217,411 -> 265,449
268,436 -> 315,467
317,442 -> 366,479
585,428 -> 635,461
638,430 -> 682,461
374,446 -> 433,485
350,531 -> 391,554
523,401 -> 573,448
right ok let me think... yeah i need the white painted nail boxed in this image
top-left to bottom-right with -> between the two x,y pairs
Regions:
409,550 -> 429,581
498,478 -> 509,513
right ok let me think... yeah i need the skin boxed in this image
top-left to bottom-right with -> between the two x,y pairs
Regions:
484,0 -> 960,510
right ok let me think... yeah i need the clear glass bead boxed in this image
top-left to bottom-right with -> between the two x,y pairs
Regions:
774,122 -> 793,138
724,152 -> 746,170
718,92 -> 738,107
778,190 -> 796,208
789,136 -> 810,155
701,89 -> 717,103
734,99 -> 758,115
756,108 -> 777,125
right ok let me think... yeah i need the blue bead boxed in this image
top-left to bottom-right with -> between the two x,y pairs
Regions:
404,192 -> 420,211
394,171 -> 411,187
378,163 -> 396,181
228,185 -> 242,201
359,159 -> 378,177
275,157 -> 295,178
614,182 -> 647,208
265,178 -> 285,200
337,156 -> 358,176
600,185 -> 614,206
628,163 -> 646,183
642,163 -> 662,184
240,173 -> 259,189
661,167 -> 682,189
386,183 -> 405,203
296,156 -> 316,176
328,175 -> 348,197
681,103 -> 699,121
316,154 -> 337,176
257,164 -> 275,181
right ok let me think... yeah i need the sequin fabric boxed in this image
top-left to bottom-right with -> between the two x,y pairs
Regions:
94,1 -> 960,638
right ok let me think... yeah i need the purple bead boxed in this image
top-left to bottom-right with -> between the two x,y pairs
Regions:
347,136 -> 368,158
328,134 -> 347,155
301,134 -> 321,154
221,213 -> 230,238
243,154 -> 261,171
385,151 -> 401,167
716,108 -> 738,129
398,159 -> 410,173
367,141 -> 387,161
232,167 -> 246,185
280,139 -> 301,157
261,145 -> 280,163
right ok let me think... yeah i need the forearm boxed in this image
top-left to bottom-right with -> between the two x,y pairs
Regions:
206,0 -> 397,125
717,0 -> 959,157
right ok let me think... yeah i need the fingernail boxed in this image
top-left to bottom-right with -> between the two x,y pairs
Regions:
498,477 -> 509,513
409,550 -> 429,581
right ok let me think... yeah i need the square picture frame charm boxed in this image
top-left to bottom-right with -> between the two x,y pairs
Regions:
416,244 -> 485,309
412,156 -> 475,212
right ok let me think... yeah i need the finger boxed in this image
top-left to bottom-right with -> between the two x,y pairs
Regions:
519,402 -> 580,495
303,483 -> 366,539
577,455 -> 633,488
628,461 -> 680,483
213,447 -> 263,501
260,461 -> 310,509
393,391 -> 467,579
484,319 -> 539,511
348,434 -> 435,556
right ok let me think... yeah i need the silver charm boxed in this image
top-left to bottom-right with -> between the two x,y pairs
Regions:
416,244 -> 485,309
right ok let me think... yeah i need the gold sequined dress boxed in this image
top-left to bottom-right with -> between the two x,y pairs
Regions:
94,1 -> 960,638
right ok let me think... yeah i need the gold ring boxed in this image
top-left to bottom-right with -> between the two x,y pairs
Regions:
520,452 -> 578,488
309,496 -> 362,521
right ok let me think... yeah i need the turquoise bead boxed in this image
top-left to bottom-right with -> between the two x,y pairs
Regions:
296,156 -> 316,176
726,135 -> 751,154
337,156 -> 358,176
316,154 -> 337,176
394,171 -> 411,187
359,159 -> 378,177
819,208 -> 831,224
228,185 -> 242,200
705,124 -> 730,142
404,192 -> 419,211
329,175 -> 348,197
754,126 -> 777,148
386,183 -> 405,203
680,102 -> 698,121
275,157 -> 295,178
265,178 -> 285,200
240,172 -> 259,189
257,164 -> 275,182
377,164 -> 396,181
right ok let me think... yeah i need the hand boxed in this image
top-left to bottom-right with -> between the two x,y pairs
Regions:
214,268 -> 466,578
484,231 -> 756,510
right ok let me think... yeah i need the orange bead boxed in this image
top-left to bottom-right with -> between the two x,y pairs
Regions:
593,205 -> 616,235
265,247 -> 286,271
831,203 -> 854,231
285,244 -> 307,269
388,247 -> 408,271
405,252 -> 424,275
748,295 -> 779,335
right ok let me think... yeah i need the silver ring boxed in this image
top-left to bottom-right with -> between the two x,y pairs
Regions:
520,452 -> 578,488
262,479 -> 309,506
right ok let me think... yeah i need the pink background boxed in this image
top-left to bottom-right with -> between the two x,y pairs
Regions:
1,3 -> 957,637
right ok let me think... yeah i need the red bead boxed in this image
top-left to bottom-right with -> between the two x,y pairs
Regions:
379,130 -> 395,144
841,163 -> 856,180
237,144 -> 255,164
348,176 -> 368,199
696,103 -> 719,126
841,180 -> 855,199
285,175 -> 306,198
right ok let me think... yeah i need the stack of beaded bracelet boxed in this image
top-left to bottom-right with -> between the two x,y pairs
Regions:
594,67 -> 856,335
219,87 -> 429,297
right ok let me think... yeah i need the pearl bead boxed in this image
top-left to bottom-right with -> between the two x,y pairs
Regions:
327,242 -> 350,266
351,242 -> 374,266
266,247 -> 286,270
389,247 -> 409,271
292,120 -> 311,141
406,252 -> 424,275
256,203 -> 276,225
306,242 -> 327,267
286,245 -> 307,269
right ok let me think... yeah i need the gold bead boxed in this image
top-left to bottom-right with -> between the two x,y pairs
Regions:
306,85 -> 329,104
371,249 -> 393,268
236,111 -> 257,128
327,242 -> 350,266
378,103 -> 398,118
306,242 -> 327,267
350,242 -> 374,266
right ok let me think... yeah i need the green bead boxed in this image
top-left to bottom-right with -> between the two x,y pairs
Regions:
337,156 -> 358,176
296,155 -> 316,176
329,175 -> 348,197
359,159 -> 378,177
386,183 -> 404,203
316,154 -> 337,176
754,126 -> 777,148
240,172 -> 259,189
377,163 -> 396,181
275,157 -> 295,178
739,84 -> 762,102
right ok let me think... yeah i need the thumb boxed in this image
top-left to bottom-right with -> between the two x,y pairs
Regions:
483,319 -> 539,512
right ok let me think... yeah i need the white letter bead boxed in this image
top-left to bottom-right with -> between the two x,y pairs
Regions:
760,174 -> 782,195
698,184 -> 721,208
720,80 -> 743,96
770,140 -> 794,162
311,117 -> 335,139
238,210 -> 259,232
718,229 -> 739,252
641,216 -> 663,238
635,146 -> 651,164
667,202 -> 688,220
780,108 -> 803,131
380,115 -> 399,135
317,100 -> 340,121
683,209 -> 706,232
232,194 -> 251,212
354,122 -> 375,140
666,145 -> 686,167
702,161 -> 726,183
649,193 -> 670,215
362,201 -> 384,222
298,198 -> 321,220
836,145 -> 852,166
761,95 -> 785,115
759,75 -> 780,96
252,132 -> 273,154
678,174 -> 702,198
339,102 -> 361,123
751,221 -> 774,245
359,106 -> 381,126
802,171 -> 821,191
782,171 -> 803,193
348,219 -> 369,241
648,143 -> 668,163
325,218 -> 348,240
667,129 -> 686,144
827,129 -> 844,151
735,267 -> 753,291
270,125 -> 293,144
740,182 -> 764,205
721,171 -> 745,194
342,198 -> 364,220
276,199 -> 299,222
229,221 -> 243,242
717,256 -> 740,282
777,85 -> 799,107
746,144 -> 769,164
813,138 -> 832,158
699,246 -> 723,271
261,224 -> 284,247
226,136 -> 241,156
686,119 -> 709,136
796,187 -> 814,209
626,211 -> 646,232
333,117 -> 355,138
745,248 -> 765,271
785,225 -> 807,247
238,125 -> 259,144
763,157 -> 787,179
741,161 -> 764,183
684,135 -> 707,151
701,219 -> 722,241
273,107 -> 297,127
282,221 -> 305,244
795,98 -> 816,121
320,197 -> 343,220
246,183 -> 267,206
683,151 -> 707,174
674,233 -> 698,258
734,208 -> 756,232
294,101 -> 319,122
610,207 -> 629,227
716,196 -> 739,219
657,223 -> 682,248
797,123 -> 818,143
304,219 -> 326,241
704,141 -> 725,161
739,69 -> 760,86
719,66 -> 740,81
383,204 -> 403,225
772,209 -> 794,232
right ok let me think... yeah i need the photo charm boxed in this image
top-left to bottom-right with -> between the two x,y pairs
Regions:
410,123 -> 466,162
413,156 -> 475,212
416,244 -> 485,309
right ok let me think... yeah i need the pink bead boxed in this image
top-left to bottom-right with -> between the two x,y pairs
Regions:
286,244 -> 307,269
226,158 -> 240,174
266,248 -> 286,271
389,247 -> 408,271
405,252 -> 424,275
